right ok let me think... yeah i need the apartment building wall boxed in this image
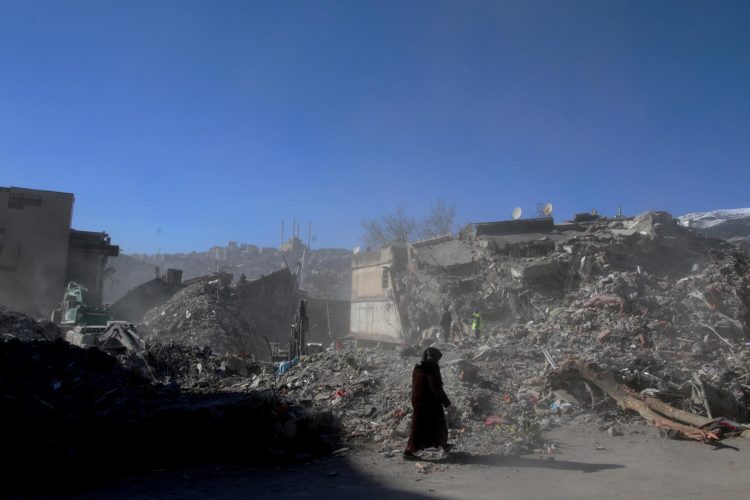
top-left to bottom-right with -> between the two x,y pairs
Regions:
349,245 -> 408,343
0,187 -> 74,316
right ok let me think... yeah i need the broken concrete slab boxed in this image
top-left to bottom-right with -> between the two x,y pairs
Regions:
414,239 -> 474,269
510,259 -> 565,282
468,217 -> 555,237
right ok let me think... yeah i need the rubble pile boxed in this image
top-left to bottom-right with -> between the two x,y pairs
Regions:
0,338 -> 338,494
142,268 -> 297,356
108,276 -> 183,322
536,255 -> 750,422
246,344 -> 550,456
244,254 -> 750,455
238,213 -> 750,453
4,209 -> 750,494
399,212 -> 726,337
0,308 -> 62,341
142,279 -> 256,352
120,341 -> 265,388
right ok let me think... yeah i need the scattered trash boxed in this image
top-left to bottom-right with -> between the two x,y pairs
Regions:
484,414 -> 505,426
550,401 -> 573,412
415,462 -> 432,474
607,426 -> 623,437
277,357 -> 300,376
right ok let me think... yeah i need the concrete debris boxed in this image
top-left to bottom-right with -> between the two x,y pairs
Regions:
390,212 -> 726,344
0,338 -> 338,494
119,341 -> 263,388
142,268 -> 297,356
108,275 -> 183,323
244,344 -> 551,456
554,359 -> 749,442
4,209 -> 750,495
321,212 -> 750,449
0,308 -> 62,341
253,236 -> 750,451
414,239 -> 475,270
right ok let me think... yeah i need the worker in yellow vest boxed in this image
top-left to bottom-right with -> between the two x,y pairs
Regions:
471,310 -> 481,340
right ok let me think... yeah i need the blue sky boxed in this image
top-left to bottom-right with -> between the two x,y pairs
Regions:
1,1 -> 748,254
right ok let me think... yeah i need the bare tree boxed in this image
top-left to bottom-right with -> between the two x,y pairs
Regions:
384,205 -> 417,242
419,198 -> 456,240
361,205 -> 417,249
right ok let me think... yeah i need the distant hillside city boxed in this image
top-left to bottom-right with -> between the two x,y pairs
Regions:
105,237 -> 352,304
104,207 -> 750,306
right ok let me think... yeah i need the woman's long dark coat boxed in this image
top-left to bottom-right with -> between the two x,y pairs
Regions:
405,360 -> 450,452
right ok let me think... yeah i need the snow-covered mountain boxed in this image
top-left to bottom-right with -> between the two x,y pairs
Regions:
678,208 -> 750,229
677,208 -> 750,245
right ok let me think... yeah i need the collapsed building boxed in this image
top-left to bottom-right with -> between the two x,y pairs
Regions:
348,211 -> 732,344
0,186 -> 119,317
250,210 -> 750,452
140,272 -> 349,353
2,207 -> 750,495
139,268 -> 299,354
350,245 -> 409,343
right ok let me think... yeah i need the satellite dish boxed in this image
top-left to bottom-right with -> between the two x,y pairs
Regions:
543,203 -> 553,217
353,246 -> 361,254
511,207 -> 522,220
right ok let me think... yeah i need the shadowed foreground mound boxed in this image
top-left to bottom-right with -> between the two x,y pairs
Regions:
0,339 -> 339,495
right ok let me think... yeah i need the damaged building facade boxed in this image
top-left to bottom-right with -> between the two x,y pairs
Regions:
348,218 -> 565,344
0,186 -> 119,317
349,245 -> 408,343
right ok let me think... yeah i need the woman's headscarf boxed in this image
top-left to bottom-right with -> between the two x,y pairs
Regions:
422,347 -> 443,363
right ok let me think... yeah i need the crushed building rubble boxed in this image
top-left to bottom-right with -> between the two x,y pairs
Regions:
252,211 -> 750,455
3,209 -> 750,494
0,335 -> 338,494
141,268 -> 297,355
0,308 -> 62,342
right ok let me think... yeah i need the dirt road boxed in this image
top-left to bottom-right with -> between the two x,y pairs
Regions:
81,423 -> 750,499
